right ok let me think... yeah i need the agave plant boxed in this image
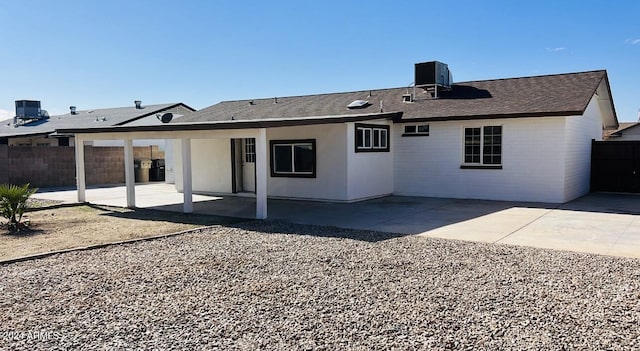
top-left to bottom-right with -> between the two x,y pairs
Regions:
0,183 -> 38,230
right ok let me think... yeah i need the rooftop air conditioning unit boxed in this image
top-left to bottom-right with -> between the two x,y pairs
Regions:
15,100 -> 42,119
415,61 -> 452,89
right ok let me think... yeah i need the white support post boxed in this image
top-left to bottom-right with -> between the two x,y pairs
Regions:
181,138 -> 193,213
75,135 -> 86,203
255,128 -> 268,219
124,138 -> 136,208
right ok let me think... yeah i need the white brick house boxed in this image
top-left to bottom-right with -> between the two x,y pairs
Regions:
59,63 -> 619,218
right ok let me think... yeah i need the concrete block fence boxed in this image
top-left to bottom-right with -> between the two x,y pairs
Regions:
0,145 -> 164,187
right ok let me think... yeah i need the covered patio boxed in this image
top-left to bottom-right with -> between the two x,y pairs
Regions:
58,113 -> 398,220
63,123 -> 271,219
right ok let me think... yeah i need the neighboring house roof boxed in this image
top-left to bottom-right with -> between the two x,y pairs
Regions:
0,103 -> 194,139
605,122 -> 640,139
178,70 -> 616,126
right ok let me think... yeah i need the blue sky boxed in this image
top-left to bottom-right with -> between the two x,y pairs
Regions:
0,0 -> 638,121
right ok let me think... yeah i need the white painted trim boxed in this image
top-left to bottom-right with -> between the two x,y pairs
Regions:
75,136 -> 86,202
181,138 -> 193,213
123,139 -> 136,208
255,128 -> 268,219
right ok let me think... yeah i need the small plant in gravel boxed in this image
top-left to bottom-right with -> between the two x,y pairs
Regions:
0,183 -> 38,231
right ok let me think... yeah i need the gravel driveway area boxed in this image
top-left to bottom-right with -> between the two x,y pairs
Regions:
1,221 -> 639,350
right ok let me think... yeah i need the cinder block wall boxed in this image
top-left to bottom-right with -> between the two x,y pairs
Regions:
1,145 -> 165,187
85,146 -> 125,185
7,146 -> 75,187
0,146 -> 9,184
133,145 -> 164,160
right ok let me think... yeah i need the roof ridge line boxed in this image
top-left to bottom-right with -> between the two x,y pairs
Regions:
459,70 -> 606,84
49,103 -> 180,117
207,70 -> 607,105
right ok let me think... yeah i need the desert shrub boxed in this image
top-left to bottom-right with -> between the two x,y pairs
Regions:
0,183 -> 38,231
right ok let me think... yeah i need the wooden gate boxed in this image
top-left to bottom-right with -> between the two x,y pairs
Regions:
591,140 -> 640,192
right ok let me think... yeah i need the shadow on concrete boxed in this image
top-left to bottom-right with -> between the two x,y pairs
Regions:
30,182 -> 640,244
35,182 -> 165,194
35,184 -> 120,193
558,192 -> 640,215
140,195 -> 560,240
87,204 -> 247,227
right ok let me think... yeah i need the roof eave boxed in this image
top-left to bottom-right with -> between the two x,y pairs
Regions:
395,110 -> 584,123
597,72 -> 619,129
57,112 -> 402,135
0,131 -> 54,139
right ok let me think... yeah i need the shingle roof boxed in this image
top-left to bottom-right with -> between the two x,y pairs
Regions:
179,70 -> 610,123
0,103 -> 190,138
604,122 -> 639,139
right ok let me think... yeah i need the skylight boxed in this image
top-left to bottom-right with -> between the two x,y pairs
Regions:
347,100 -> 369,109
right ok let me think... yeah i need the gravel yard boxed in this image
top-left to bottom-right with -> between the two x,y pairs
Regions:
1,201 -> 240,261
1,221 -> 639,350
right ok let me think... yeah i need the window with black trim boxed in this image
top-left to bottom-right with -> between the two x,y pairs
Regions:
463,126 -> 502,167
403,124 -> 429,136
355,123 -> 389,152
270,139 -> 316,178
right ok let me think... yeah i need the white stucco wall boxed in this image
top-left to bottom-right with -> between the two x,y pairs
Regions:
346,122 -> 394,200
393,117 -> 568,203
562,96 -> 603,202
266,124 -> 349,201
174,138 -> 232,194
167,107 -> 605,204
171,122 -> 392,201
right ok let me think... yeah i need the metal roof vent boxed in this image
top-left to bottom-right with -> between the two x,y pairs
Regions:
70,106 -> 77,115
134,100 -> 142,109
347,100 -> 370,109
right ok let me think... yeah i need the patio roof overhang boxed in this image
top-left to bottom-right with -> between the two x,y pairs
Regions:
56,111 -> 403,139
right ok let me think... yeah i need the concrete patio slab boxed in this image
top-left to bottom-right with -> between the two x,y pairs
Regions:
35,183 -> 222,208
418,207 -> 553,243
32,184 -> 640,259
